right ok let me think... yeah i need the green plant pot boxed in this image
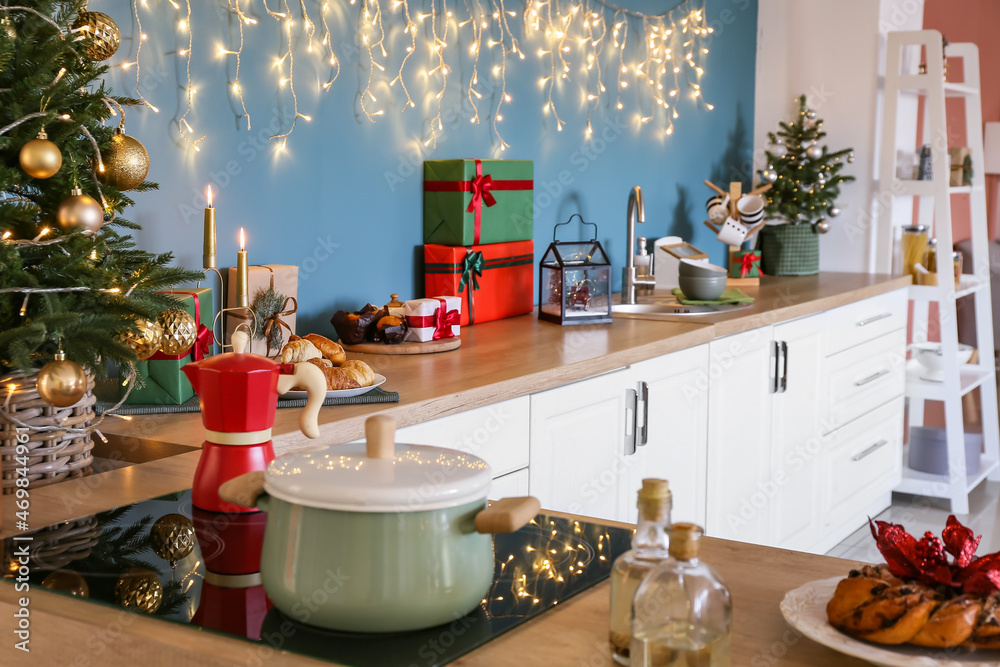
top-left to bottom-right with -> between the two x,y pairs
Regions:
758,224 -> 820,276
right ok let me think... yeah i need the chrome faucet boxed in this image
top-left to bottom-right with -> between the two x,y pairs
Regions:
623,186 -> 655,305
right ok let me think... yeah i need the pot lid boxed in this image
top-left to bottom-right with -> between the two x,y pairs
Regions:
265,440 -> 492,512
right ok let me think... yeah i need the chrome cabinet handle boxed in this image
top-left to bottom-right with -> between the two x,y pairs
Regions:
856,312 -> 892,327
638,381 -> 649,447
770,341 -> 780,394
780,341 -> 789,393
851,439 -> 889,462
625,388 -> 638,456
854,369 -> 890,387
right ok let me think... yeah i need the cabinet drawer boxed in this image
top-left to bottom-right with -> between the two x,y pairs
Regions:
825,397 -> 904,528
822,330 -> 906,433
396,396 -> 530,477
824,289 -> 907,356
491,468 -> 529,498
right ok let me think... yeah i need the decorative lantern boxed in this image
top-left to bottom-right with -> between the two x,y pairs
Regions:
539,215 -> 612,325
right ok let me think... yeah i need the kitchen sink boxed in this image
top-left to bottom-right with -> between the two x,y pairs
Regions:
612,299 -> 754,318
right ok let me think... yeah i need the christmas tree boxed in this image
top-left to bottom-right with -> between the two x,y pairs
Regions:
0,2 -> 200,388
758,95 -> 855,231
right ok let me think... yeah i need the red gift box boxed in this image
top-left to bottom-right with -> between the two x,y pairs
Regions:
424,242 -> 534,326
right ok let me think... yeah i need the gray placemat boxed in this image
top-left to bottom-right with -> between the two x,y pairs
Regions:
93,379 -> 399,416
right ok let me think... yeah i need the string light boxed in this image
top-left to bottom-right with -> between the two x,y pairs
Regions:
318,3 -> 341,91
176,0 -> 204,151
131,0 -> 159,112
359,0 -> 387,122
268,0 -> 308,150
225,0 -> 255,130
388,0 -> 416,110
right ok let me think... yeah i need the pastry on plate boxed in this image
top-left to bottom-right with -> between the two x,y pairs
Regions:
330,305 -> 381,345
297,358 -> 361,391
303,333 -> 347,365
339,359 -> 375,387
280,339 -> 322,364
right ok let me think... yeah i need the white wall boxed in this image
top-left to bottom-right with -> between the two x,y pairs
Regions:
753,0 -> 924,273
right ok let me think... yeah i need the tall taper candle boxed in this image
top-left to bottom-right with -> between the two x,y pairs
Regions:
237,227 -> 248,308
203,185 -> 216,269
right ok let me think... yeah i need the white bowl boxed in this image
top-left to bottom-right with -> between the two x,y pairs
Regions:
912,342 -> 974,382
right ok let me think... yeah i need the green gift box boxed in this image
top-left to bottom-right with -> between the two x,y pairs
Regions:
122,288 -> 213,405
424,159 -> 534,246
729,250 -> 762,278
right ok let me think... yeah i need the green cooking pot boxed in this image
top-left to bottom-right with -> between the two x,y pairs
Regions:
219,415 -> 539,633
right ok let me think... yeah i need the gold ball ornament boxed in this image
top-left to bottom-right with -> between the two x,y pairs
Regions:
71,11 -> 121,61
124,319 -> 164,361
98,128 -> 149,191
115,568 -> 163,614
150,514 -> 197,565
157,309 -> 197,356
57,187 -> 104,234
42,570 -> 90,598
36,351 -> 88,408
19,130 -> 62,179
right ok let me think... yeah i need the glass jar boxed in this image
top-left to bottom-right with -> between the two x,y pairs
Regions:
608,479 -> 672,665
901,225 -> 929,278
925,238 -> 938,274
954,251 -> 964,288
631,524 -> 733,667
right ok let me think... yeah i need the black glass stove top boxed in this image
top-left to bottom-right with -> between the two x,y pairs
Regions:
2,491 -> 631,666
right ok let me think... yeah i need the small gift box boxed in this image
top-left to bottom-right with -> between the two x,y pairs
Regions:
729,250 -> 762,279
424,159 -> 534,246
949,147 -> 972,187
123,288 -> 213,405
424,241 -> 534,326
226,265 -> 298,357
404,296 -> 462,343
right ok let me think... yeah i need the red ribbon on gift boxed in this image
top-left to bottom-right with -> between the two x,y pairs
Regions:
424,159 -> 533,244
406,299 -> 460,339
148,291 -> 211,362
738,252 -> 759,278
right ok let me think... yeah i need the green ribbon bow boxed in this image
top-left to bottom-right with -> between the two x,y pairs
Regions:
459,251 -> 484,292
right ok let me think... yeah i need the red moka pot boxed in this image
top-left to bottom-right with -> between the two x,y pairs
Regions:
183,335 -> 325,513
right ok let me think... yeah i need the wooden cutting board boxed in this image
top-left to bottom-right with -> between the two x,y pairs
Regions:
342,338 -> 461,355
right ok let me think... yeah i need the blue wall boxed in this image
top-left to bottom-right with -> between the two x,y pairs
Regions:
99,0 -> 758,335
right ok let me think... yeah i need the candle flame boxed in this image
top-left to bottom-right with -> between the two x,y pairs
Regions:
207,185 -> 213,207
239,227 -> 245,251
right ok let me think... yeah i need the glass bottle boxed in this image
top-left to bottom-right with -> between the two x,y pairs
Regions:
609,479 -> 672,665
630,523 -> 732,667
901,224 -> 929,278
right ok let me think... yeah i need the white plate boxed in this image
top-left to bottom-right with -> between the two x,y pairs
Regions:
281,373 -> 387,400
781,577 -> 997,666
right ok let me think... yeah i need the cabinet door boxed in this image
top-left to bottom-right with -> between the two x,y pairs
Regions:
705,326 -> 774,545
769,315 -> 825,552
631,345 -> 709,527
529,368 -> 635,523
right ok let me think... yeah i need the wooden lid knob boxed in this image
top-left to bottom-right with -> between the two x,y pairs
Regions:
365,414 -> 396,459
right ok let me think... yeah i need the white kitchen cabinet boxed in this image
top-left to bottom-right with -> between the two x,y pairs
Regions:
490,469 -> 529,499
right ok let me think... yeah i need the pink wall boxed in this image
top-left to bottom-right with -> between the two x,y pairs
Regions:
924,0 -> 1000,241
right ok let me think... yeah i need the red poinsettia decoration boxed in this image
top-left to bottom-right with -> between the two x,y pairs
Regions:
870,515 -> 1000,595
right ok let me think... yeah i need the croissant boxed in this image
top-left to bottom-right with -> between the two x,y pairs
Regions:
280,339 -> 322,364
296,358 -> 360,391
826,565 -> 1000,648
303,333 -> 347,365
340,359 -> 374,387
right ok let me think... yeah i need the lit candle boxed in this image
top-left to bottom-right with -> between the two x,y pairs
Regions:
203,185 -> 216,270
237,227 -> 248,308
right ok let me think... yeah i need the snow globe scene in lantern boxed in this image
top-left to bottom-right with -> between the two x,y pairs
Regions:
539,216 -> 612,325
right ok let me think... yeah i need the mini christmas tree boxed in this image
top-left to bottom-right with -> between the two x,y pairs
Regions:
0,2 -> 200,395
758,95 -> 855,232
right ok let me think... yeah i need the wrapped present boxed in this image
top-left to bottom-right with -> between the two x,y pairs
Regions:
949,147 -> 972,187
403,296 -> 462,343
729,249 -> 762,279
123,288 -> 213,405
226,265 -> 298,357
424,241 -> 534,326
424,159 -> 534,246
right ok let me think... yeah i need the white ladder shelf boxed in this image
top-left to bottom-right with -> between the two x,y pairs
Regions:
876,30 -> 1000,514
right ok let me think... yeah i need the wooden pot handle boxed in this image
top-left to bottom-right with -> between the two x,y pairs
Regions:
475,496 -> 541,534
218,471 -> 267,509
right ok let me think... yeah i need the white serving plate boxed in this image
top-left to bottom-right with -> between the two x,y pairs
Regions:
282,373 -> 386,400
781,577 -> 996,666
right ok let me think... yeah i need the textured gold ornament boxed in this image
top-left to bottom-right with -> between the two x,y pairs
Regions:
157,309 -> 197,356
42,570 -> 90,598
115,568 -> 162,614
150,514 -> 197,564
71,11 -> 121,61
124,319 -> 163,361
57,187 -> 104,234
19,130 -> 62,179
36,351 -> 88,408
98,128 -> 149,191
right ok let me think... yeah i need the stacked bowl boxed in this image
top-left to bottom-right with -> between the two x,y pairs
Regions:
678,259 -> 728,300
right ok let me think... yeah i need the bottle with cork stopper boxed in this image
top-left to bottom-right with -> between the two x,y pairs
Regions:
608,478 -> 672,665
630,523 -> 733,667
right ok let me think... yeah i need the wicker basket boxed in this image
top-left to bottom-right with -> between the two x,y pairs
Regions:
0,370 -> 96,494
1,515 -> 100,571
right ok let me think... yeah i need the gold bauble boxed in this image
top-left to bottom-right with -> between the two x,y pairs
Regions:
57,187 -> 104,234
36,351 -> 88,408
157,309 -> 197,356
98,128 -> 149,191
115,567 -> 162,614
19,130 -> 62,179
71,11 -> 121,61
150,514 -> 197,564
124,319 -> 163,361
41,570 -> 90,598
